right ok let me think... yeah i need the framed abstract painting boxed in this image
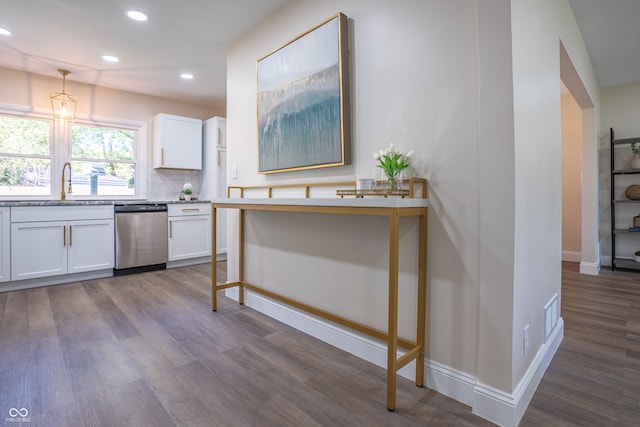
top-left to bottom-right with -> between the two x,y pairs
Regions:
257,13 -> 351,174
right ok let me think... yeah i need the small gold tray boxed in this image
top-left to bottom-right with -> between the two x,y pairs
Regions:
337,188 -> 410,198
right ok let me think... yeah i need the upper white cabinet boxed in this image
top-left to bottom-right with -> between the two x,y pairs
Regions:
0,208 -> 10,282
153,113 -> 203,170
10,206 -> 114,281
201,117 -> 227,257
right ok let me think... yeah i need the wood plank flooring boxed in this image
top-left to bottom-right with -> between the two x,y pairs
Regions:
520,262 -> 640,426
0,263 -> 492,427
1,261 -> 639,426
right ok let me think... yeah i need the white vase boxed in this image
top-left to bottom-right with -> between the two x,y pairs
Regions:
184,194 -> 192,201
631,154 -> 640,169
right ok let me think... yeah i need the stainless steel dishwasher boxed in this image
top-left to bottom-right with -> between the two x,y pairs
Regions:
114,204 -> 168,275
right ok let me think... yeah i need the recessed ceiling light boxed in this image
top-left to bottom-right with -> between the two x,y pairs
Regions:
126,10 -> 148,21
180,73 -> 194,80
102,55 -> 119,63
0,27 -> 11,36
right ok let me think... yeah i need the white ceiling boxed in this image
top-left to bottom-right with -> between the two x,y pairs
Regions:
0,1 -> 638,109
567,0 -> 640,88
0,0 -> 291,108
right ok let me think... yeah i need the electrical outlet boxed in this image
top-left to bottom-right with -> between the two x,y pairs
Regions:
232,164 -> 238,179
523,324 -> 530,357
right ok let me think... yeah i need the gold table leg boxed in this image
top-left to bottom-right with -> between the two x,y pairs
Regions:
212,205 -> 218,311
416,209 -> 427,386
238,209 -> 245,305
387,210 -> 400,411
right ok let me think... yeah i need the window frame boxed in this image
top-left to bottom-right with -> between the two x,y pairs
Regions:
0,105 -> 147,200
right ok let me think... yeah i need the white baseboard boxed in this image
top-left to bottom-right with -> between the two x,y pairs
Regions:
167,256 -> 213,269
225,287 -> 416,378
579,261 -> 600,275
0,269 -> 113,293
561,250 -> 581,263
472,318 -> 564,426
226,288 -> 564,427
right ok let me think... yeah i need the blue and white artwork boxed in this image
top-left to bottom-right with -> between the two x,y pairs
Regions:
257,14 -> 349,173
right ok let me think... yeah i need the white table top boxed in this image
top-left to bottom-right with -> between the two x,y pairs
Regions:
212,197 -> 429,209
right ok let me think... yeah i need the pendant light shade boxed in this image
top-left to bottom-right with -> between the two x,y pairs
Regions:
50,69 -> 77,121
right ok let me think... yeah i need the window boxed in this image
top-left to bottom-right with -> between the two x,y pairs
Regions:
0,115 -> 52,196
0,111 -> 144,199
71,124 -> 136,196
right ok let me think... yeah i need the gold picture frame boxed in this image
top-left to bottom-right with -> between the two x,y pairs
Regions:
257,12 -> 351,174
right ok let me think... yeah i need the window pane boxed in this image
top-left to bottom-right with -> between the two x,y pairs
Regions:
0,156 -> 51,196
0,115 -> 51,197
70,161 -> 134,197
72,126 -> 134,160
71,124 -> 136,197
0,116 -> 50,156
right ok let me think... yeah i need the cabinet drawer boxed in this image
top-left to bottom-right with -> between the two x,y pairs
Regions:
168,203 -> 211,217
11,205 -> 114,222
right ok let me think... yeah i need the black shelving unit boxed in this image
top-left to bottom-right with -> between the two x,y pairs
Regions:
610,128 -> 640,270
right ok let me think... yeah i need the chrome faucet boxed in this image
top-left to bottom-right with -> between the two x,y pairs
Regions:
61,162 -> 73,201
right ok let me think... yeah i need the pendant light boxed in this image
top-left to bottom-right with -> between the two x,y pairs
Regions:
50,69 -> 77,121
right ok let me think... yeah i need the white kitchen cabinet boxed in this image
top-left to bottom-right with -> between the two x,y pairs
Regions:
67,219 -> 115,273
153,113 -> 203,170
201,116 -> 227,257
11,206 -> 114,281
168,204 -> 211,263
216,148 -> 227,254
0,208 -> 10,282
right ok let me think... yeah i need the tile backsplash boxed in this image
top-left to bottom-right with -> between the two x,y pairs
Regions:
147,168 -> 202,201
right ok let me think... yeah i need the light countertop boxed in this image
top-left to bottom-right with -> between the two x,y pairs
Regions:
0,199 -> 211,207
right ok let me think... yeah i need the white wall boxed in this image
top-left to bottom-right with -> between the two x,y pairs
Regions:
227,0 -> 480,380
509,0 -> 599,408
225,0 -> 599,425
0,66 -> 223,200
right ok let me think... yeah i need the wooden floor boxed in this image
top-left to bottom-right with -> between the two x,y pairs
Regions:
520,262 -> 640,427
0,261 -> 638,426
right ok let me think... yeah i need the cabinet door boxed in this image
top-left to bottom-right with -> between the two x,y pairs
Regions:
154,114 -> 203,170
11,221 -> 67,281
67,219 -> 115,274
168,215 -> 212,261
218,118 -> 227,147
216,148 -> 227,254
0,208 -> 10,282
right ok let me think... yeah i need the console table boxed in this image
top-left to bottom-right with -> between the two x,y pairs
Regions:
211,197 -> 428,411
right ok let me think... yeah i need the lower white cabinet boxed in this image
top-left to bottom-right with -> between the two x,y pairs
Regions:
0,208 -> 10,282
11,206 -> 114,281
168,204 -> 212,261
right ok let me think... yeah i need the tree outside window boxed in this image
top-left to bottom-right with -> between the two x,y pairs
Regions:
0,113 -> 140,198
71,125 -> 136,196
0,116 -> 51,196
